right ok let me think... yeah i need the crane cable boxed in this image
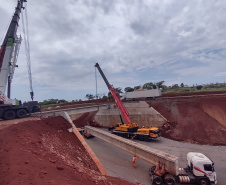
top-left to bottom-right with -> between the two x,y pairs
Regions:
95,65 -> 98,99
21,3 -> 34,101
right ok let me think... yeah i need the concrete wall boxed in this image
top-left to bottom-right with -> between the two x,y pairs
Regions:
95,101 -> 167,128
69,113 -> 84,121
37,104 -> 108,117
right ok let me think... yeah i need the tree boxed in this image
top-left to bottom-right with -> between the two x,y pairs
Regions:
180,83 -> 184,88
143,82 -> 154,89
196,85 -> 203,90
108,87 -> 122,100
85,94 -> 94,100
124,87 -> 134,92
40,99 -> 58,105
134,85 -> 141,90
156,81 -> 165,89
58,99 -> 68,104
172,84 -> 179,88
115,87 -> 122,94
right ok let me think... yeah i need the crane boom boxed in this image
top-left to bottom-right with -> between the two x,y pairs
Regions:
0,0 -> 26,101
94,63 -> 131,124
0,0 -> 40,120
94,63 -> 160,139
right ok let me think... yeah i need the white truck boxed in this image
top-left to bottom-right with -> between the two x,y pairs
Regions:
123,89 -> 162,100
150,152 -> 217,185
84,126 -> 217,185
0,0 -> 40,120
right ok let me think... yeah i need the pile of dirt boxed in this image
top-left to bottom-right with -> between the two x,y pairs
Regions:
72,111 -> 103,128
0,116 -> 135,185
148,95 -> 226,145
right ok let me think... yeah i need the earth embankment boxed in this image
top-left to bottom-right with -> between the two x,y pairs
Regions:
147,94 -> 226,145
0,116 -> 135,185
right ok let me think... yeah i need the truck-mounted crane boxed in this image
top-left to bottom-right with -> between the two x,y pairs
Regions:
0,0 -> 40,120
94,63 -> 160,140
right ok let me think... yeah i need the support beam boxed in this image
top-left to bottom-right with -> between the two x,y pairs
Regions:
34,104 -> 108,117
85,126 -> 179,175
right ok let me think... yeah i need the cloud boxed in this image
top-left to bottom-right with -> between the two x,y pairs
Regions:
214,72 -> 226,77
0,0 -> 226,101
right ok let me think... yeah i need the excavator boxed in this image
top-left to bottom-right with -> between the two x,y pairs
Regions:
0,0 -> 40,120
94,63 -> 160,141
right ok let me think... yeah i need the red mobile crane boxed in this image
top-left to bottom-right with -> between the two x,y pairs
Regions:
95,63 -> 160,140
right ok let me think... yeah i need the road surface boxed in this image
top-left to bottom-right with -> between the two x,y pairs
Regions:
86,135 -> 226,185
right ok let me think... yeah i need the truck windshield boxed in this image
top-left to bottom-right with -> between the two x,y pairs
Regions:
204,164 -> 214,172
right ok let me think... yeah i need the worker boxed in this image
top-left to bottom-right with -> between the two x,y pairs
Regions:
132,155 -> 138,168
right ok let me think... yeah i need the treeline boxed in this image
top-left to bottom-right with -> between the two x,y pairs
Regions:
166,82 -> 226,91
40,82 -> 226,103
85,81 -> 226,100
39,98 -> 82,106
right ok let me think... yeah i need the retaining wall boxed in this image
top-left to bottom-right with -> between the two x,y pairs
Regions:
95,101 -> 167,127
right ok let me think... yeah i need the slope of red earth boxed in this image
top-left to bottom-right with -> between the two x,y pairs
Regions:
0,116 -> 135,185
147,93 -> 226,145
72,111 -> 103,128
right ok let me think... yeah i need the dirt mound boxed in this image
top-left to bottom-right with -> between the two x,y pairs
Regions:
73,111 -> 99,128
148,95 -> 226,145
0,117 -> 135,185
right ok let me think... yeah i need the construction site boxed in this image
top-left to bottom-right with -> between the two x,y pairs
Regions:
1,1 -> 226,185
0,92 -> 226,185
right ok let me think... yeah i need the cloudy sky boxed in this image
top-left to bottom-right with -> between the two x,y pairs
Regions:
0,0 -> 226,102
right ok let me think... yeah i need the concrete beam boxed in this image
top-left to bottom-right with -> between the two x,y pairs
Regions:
85,126 -> 179,175
35,104 -> 108,117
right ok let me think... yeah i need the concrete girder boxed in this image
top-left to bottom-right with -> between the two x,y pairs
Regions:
34,104 -> 108,117
85,126 -> 179,175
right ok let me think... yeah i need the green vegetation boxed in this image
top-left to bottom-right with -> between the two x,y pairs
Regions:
162,82 -> 226,94
123,81 -> 226,94
39,98 -> 82,108
39,82 -> 226,108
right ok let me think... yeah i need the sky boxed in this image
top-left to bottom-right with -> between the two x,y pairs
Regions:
0,0 -> 226,102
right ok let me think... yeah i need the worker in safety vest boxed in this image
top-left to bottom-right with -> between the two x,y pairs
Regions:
132,155 -> 138,168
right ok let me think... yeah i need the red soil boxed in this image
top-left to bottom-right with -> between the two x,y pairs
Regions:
148,94 -> 226,145
0,116 -> 135,185
72,111 -> 102,128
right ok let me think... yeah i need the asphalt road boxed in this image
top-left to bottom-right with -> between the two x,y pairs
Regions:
86,136 -> 226,185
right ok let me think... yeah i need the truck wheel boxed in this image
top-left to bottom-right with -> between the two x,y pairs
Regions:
138,135 -> 144,141
164,173 -> 175,185
153,175 -> 163,185
197,178 -> 210,185
145,136 -> 150,141
3,110 -> 16,120
16,109 -> 27,118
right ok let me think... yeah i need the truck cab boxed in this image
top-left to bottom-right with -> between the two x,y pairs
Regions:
187,152 -> 217,184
